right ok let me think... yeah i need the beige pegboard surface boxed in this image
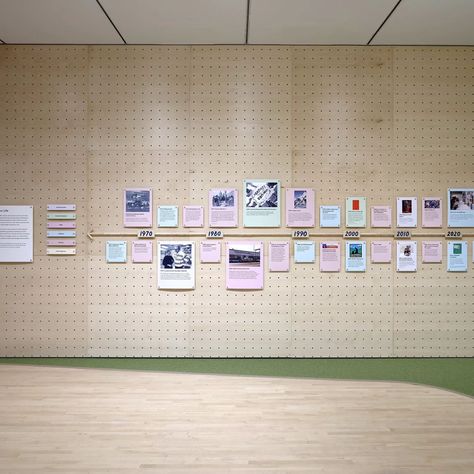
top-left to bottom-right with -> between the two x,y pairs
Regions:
0,45 -> 473,358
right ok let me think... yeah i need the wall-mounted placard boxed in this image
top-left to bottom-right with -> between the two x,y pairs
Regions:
286,188 -> 315,227
200,241 -> 221,263
132,240 -> 153,263
47,230 -> 76,238
346,197 -> 366,228
158,242 -> 195,289
47,221 -> 76,229
448,188 -> 474,227
371,241 -> 392,264
422,241 -> 442,263
320,205 -> 341,228
422,197 -> 442,228
294,241 -> 315,263
319,242 -> 341,272
371,206 -> 392,228
157,205 -> 178,227
183,206 -> 204,227
226,241 -> 263,289
243,180 -> 280,227
47,240 -> 76,247
47,204 -> 76,211
0,205 -> 33,263
345,241 -> 366,272
47,213 -> 76,220
397,197 -> 417,227
124,188 -> 152,228
396,241 -> 417,272
447,241 -> 468,272
47,248 -> 76,256
209,189 -> 238,227
269,241 -> 290,272
106,241 -> 127,263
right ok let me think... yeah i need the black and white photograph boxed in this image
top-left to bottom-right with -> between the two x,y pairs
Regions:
160,243 -> 193,269
212,189 -> 235,208
424,199 -> 440,209
228,243 -> 261,267
294,190 -> 307,209
245,182 -> 278,208
449,190 -> 474,211
125,190 -> 150,213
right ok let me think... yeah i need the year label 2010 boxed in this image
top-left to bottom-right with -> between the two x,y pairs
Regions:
395,230 -> 411,239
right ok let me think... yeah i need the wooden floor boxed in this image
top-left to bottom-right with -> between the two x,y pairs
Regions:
0,365 -> 473,473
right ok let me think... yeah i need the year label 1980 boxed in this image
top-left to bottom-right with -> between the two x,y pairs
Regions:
207,230 -> 224,239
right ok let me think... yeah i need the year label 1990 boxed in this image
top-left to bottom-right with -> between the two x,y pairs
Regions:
343,230 -> 360,239
445,230 -> 462,239
137,230 -> 155,238
395,230 -> 411,239
292,229 -> 309,239
207,230 -> 224,239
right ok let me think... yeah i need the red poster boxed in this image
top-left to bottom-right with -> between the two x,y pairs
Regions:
352,199 -> 360,211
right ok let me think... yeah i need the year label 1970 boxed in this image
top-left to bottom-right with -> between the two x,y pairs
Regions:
137,230 -> 155,238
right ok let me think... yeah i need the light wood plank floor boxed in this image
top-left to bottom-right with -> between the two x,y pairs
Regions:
0,365 -> 473,473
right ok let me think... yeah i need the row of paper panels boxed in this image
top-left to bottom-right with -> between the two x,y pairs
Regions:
123,185 -> 474,228
105,240 -> 473,290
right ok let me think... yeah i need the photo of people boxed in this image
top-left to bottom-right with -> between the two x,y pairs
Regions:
424,199 -> 440,209
294,190 -> 307,209
349,243 -> 363,257
403,245 -> 412,257
245,182 -> 278,208
160,243 -> 193,269
212,189 -> 235,208
126,190 -> 150,213
228,243 -> 261,267
450,190 -> 474,210
402,199 -> 412,214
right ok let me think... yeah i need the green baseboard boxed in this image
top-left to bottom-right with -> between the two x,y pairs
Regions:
0,357 -> 472,397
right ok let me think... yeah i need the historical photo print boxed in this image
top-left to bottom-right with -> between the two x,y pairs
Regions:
245,182 -> 278,208
212,189 -> 235,208
125,190 -> 150,213
160,243 -> 193,269
228,243 -> 261,267
294,190 -> 307,209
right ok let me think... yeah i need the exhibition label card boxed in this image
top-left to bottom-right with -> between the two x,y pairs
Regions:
209,189 -> 238,227
226,241 -> 264,289
47,213 -> 76,220
243,179 -> 280,227
397,197 -> 417,227
422,197 -> 442,228
422,241 -> 442,263
294,241 -> 315,263
158,241 -> 195,289
124,189 -> 152,228
371,241 -> 392,263
47,221 -> 76,229
47,204 -> 76,211
47,248 -> 76,255
132,240 -> 153,263
371,206 -> 392,228
320,205 -> 341,228
269,241 -> 290,272
447,241 -> 468,272
286,188 -> 315,227
448,189 -> 474,227
345,241 -> 366,272
47,230 -> 75,238
320,242 -> 341,272
200,241 -> 221,263
157,205 -> 178,227
47,239 -> 76,247
346,197 -> 366,227
183,206 -> 204,227
396,241 -> 417,272
106,241 -> 127,263
0,205 -> 33,263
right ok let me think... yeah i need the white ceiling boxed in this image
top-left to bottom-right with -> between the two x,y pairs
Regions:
0,0 -> 473,45
372,0 -> 474,45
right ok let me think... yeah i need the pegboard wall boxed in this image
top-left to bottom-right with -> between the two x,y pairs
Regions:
0,46 -> 473,358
